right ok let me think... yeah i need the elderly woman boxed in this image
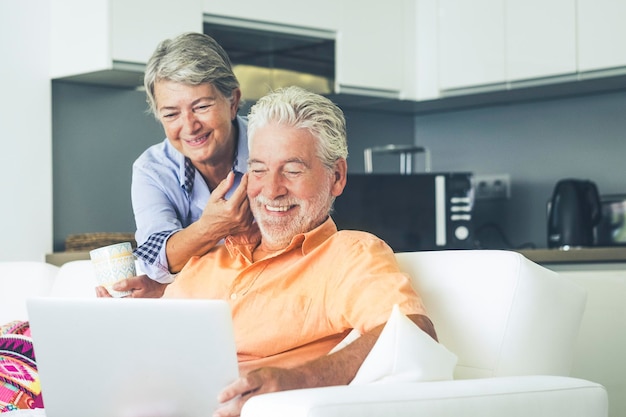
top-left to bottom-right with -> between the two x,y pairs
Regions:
124,32 -> 255,297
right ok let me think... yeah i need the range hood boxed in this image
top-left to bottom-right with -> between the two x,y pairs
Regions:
203,16 -> 419,114
204,16 -> 336,104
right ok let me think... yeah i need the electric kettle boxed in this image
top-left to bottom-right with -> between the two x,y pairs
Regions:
547,179 -> 602,248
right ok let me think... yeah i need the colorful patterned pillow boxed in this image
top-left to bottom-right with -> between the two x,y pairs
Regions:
0,321 -> 42,413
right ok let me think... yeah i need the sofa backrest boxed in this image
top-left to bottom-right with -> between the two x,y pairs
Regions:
49,259 -> 144,298
395,250 -> 587,380
0,261 -> 59,323
49,260 -> 99,298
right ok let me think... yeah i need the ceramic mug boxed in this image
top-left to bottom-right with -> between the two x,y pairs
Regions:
89,242 -> 136,297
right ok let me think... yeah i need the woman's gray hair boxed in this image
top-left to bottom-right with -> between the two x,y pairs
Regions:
247,86 -> 348,169
144,32 -> 240,117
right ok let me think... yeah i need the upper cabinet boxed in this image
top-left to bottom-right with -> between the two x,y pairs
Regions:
506,0 -> 577,82
437,0 -> 577,92
335,0 -> 408,98
50,0 -> 203,86
203,0 -> 340,31
436,0 -> 626,94
47,0 -> 626,108
577,0 -> 626,73
438,0 -> 506,91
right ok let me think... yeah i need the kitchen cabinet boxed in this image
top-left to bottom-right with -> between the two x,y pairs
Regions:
506,0 -> 576,82
438,0 -> 577,92
203,0 -> 340,31
335,0 -> 408,97
437,0 -> 506,92
50,0 -> 203,86
45,0 -> 626,109
411,0 -> 441,101
577,0 -> 626,73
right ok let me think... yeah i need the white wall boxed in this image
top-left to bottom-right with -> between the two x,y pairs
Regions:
0,1 -> 53,261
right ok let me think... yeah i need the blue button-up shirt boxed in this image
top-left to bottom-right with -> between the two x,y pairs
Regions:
131,116 -> 248,283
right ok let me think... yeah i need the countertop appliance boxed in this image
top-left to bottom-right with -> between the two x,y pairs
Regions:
332,173 -> 475,252
595,194 -> 626,246
547,179 -> 601,248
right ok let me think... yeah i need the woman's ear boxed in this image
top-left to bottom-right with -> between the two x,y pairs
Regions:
230,88 -> 242,119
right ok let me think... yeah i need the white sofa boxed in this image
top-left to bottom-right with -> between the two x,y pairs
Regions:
0,250 -> 608,417
0,260 -> 99,325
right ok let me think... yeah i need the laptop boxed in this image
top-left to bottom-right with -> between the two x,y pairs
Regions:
26,298 -> 239,417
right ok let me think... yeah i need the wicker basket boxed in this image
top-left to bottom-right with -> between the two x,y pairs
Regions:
64,232 -> 137,252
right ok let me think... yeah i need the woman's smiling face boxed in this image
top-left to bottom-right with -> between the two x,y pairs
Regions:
154,80 -> 240,166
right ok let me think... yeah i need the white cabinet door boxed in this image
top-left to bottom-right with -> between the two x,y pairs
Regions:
506,0 -> 576,81
204,0 -> 340,30
577,0 -> 626,72
336,0 -> 407,97
410,0 -> 441,101
51,0 -> 203,82
438,0 -> 506,91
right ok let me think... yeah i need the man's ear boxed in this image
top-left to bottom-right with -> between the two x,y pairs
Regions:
331,158 -> 348,197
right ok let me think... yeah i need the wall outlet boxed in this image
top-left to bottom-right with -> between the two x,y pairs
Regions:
474,174 -> 511,200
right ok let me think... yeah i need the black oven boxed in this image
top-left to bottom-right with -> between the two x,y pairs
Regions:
331,173 -> 475,252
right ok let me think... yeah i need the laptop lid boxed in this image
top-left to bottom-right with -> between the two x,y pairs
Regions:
27,298 -> 238,417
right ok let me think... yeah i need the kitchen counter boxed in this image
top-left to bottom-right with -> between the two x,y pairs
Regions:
517,246 -> 626,264
46,251 -> 90,267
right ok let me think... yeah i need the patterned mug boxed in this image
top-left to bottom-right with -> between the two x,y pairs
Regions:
89,242 -> 136,297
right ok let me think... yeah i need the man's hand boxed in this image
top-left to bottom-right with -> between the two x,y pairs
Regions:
213,367 -> 307,417
94,274 -> 167,298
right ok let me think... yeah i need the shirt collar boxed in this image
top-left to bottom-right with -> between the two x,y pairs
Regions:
182,158 -> 195,194
225,216 -> 338,261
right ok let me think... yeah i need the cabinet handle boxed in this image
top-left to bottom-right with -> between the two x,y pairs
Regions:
336,84 -> 401,100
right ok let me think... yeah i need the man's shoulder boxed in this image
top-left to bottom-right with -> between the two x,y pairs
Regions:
330,229 -> 394,252
334,228 -> 379,240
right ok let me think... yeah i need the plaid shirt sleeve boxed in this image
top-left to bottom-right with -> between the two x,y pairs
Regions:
133,231 -> 176,283
133,231 -> 170,265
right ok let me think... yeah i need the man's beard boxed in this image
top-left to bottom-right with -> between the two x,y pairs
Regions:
252,184 -> 333,248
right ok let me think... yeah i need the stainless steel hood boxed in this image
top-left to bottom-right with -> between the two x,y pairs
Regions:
204,15 -> 336,103
203,16 -> 421,114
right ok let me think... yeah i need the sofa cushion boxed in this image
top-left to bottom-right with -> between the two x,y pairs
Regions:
351,305 -> 457,385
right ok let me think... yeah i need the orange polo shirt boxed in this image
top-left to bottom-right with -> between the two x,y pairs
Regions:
163,217 -> 427,374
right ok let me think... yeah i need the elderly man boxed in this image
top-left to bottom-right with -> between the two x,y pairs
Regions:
161,86 -> 437,417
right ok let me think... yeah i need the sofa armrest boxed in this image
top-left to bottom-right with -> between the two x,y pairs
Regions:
241,376 -> 607,417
